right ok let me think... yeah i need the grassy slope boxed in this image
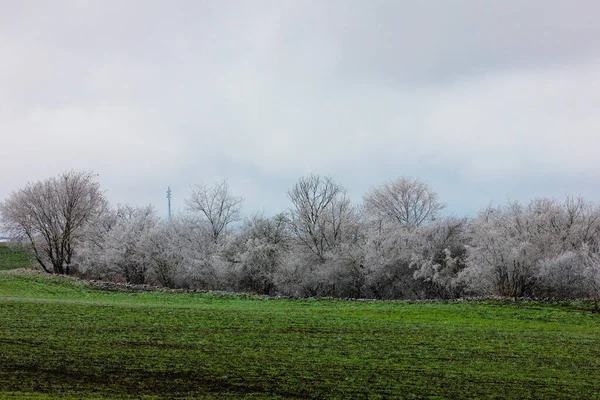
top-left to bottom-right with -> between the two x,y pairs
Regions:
0,243 -> 32,270
1,272 -> 600,399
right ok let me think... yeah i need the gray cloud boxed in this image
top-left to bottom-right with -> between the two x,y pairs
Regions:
1,0 -> 599,218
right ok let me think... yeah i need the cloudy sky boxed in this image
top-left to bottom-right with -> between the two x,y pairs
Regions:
1,0 -> 599,219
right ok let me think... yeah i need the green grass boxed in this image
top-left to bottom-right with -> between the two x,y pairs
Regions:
0,243 -> 32,271
1,271 -> 600,399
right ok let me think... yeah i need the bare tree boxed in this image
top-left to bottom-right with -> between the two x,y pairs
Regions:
287,175 -> 356,261
185,180 -> 243,242
364,177 -> 444,229
0,170 -> 106,274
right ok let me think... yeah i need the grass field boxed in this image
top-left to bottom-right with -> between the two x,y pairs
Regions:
0,243 -> 32,271
1,271 -> 600,399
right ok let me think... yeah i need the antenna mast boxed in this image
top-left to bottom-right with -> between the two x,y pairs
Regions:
166,186 -> 172,221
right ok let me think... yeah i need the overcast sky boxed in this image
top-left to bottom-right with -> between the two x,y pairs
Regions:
1,1 -> 599,219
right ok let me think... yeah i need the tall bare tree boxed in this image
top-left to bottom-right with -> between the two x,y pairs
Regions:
364,177 -> 444,229
185,180 -> 243,242
0,170 -> 106,274
287,175 -> 356,260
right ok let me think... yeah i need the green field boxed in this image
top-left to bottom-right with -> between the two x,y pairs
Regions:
0,243 -> 32,271
1,271 -> 600,399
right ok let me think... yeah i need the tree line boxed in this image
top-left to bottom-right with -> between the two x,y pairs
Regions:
1,170 -> 599,299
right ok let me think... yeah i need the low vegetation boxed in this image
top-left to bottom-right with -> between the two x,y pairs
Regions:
0,243 -> 31,271
1,271 -> 600,399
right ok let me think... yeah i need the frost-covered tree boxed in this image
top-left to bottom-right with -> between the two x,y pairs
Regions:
462,197 -> 600,298
75,206 -> 119,279
535,249 -> 600,298
361,222 -> 421,299
76,205 -> 186,286
360,180 -> 452,299
166,214 -> 223,289
0,170 -> 106,274
364,177 -> 444,230
185,180 -> 243,243
103,205 -> 159,284
140,220 -> 186,287
221,213 -> 290,295
282,175 -> 360,296
462,202 -> 548,297
411,217 -> 468,299
287,175 -> 357,261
